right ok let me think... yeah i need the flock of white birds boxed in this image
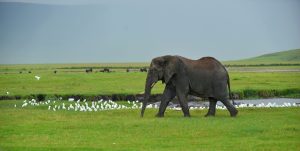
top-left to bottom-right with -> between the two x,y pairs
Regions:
7,75 -> 291,111
15,98 -> 299,112
18,99 -> 142,112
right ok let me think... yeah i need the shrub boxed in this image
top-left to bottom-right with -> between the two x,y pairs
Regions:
36,94 -> 46,101
243,89 -> 258,98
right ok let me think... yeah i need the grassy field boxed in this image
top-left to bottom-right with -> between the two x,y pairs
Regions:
1,49 -> 300,150
0,71 -> 300,99
0,100 -> 299,151
224,49 -> 300,65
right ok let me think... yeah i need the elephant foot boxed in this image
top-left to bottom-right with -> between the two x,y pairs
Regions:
183,114 -> 191,117
204,114 -> 215,117
155,113 -> 164,118
230,109 -> 238,117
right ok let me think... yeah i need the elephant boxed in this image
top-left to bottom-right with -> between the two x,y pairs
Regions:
141,55 -> 238,118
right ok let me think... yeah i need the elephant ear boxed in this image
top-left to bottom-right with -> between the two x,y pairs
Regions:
163,56 -> 178,84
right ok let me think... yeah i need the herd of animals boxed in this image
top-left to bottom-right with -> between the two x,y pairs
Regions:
85,67 -> 148,73
18,67 -> 148,74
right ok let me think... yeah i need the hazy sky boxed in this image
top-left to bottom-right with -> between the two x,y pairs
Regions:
0,0 -> 300,64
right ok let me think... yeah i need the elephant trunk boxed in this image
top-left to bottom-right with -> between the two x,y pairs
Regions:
141,70 -> 157,117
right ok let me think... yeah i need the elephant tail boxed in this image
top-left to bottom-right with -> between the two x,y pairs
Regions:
227,75 -> 235,105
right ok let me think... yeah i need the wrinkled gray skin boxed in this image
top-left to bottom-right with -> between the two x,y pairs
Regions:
141,55 -> 238,117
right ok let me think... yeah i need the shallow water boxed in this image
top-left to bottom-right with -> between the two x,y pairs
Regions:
153,98 -> 300,108
234,98 -> 300,105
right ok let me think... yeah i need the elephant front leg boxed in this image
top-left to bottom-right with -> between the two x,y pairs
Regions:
156,85 -> 176,117
205,98 -> 217,117
177,92 -> 190,117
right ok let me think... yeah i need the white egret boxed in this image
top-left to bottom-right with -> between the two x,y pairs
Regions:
34,76 -> 41,80
22,103 -> 28,107
62,103 -> 66,110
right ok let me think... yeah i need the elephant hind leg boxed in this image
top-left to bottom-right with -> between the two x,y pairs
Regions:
205,97 -> 217,117
220,99 -> 238,117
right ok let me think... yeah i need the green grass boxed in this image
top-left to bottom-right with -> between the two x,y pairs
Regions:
226,65 -> 300,72
224,48 -> 300,65
230,72 -> 300,90
0,72 -> 153,96
0,100 -> 299,150
0,72 -> 300,99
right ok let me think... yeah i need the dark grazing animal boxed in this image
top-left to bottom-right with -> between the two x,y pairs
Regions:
100,68 -> 110,73
140,68 -> 147,72
85,68 -> 93,73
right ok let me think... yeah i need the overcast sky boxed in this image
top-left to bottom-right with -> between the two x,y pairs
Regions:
0,0 -> 300,64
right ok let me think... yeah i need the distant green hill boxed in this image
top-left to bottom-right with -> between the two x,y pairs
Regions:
224,49 -> 300,65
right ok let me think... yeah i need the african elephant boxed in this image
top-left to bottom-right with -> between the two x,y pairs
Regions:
141,55 -> 238,117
